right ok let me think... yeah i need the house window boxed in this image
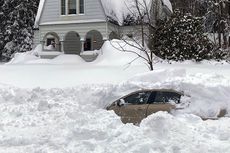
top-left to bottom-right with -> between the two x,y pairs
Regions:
61,0 -> 66,15
61,0 -> 84,15
79,0 -> 84,14
68,0 -> 77,14
47,38 -> 55,47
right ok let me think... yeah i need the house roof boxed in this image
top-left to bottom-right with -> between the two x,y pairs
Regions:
101,0 -> 173,25
34,0 -> 45,28
34,0 -> 172,28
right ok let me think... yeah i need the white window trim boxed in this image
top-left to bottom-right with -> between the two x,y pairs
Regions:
60,0 -> 85,16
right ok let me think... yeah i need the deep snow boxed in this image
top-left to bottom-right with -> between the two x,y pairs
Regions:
0,72 -> 230,153
0,40 -> 230,152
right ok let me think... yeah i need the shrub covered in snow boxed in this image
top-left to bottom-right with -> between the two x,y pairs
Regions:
153,10 -> 227,62
0,0 -> 39,61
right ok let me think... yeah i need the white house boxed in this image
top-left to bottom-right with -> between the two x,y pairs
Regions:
34,0 -> 172,60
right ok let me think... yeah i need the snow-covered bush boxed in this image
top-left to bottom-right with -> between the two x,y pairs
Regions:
153,10 -> 227,62
0,0 -> 39,61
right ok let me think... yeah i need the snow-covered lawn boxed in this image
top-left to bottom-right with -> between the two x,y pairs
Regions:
0,41 -> 230,152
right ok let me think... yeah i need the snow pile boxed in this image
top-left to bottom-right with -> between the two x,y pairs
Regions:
6,52 -> 40,65
124,69 -> 230,118
94,40 -> 147,66
0,70 -> 230,152
50,55 -> 86,64
7,40 -> 148,67
44,45 -> 55,50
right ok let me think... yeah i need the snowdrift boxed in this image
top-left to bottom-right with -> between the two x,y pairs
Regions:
93,40 -> 147,66
7,40 -> 147,67
0,69 -> 230,152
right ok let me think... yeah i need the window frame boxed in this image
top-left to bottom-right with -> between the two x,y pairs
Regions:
60,0 -> 85,16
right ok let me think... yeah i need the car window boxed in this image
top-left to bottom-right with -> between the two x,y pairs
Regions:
153,91 -> 181,103
147,91 -> 157,103
124,91 -> 151,105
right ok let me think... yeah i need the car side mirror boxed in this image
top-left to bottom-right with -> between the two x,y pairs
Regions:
116,99 -> 125,107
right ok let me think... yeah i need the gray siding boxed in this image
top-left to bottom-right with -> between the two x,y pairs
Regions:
33,30 -> 41,48
40,0 -> 106,24
37,22 -> 107,54
39,22 -> 107,41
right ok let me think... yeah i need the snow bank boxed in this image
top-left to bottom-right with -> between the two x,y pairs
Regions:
7,40 -> 148,66
6,52 -> 40,65
0,69 -> 230,152
123,69 -> 230,118
94,40 -> 147,67
50,54 -> 86,64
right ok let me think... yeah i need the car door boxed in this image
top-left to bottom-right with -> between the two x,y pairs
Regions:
146,91 -> 181,116
119,91 -> 151,124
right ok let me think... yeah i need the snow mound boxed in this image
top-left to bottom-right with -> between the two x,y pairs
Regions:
6,52 -> 40,65
122,69 -> 230,118
0,77 -> 230,152
128,69 -> 186,83
94,40 -> 146,66
7,40 -> 148,67
50,55 -> 86,64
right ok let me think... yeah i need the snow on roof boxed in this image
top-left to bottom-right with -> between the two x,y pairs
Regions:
34,0 -> 46,28
101,0 -> 153,25
101,0 -> 173,25
34,0 -> 172,28
163,0 -> 173,12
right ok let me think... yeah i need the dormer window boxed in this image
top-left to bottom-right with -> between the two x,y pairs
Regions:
68,0 -> 77,14
61,0 -> 84,15
61,0 -> 66,15
79,0 -> 84,14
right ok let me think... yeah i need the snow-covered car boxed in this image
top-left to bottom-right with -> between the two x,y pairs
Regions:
107,89 -> 183,124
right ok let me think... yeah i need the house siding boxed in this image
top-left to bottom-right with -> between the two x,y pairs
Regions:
40,0 -> 106,25
39,22 -> 107,41
33,30 -> 41,48
37,22 -> 107,53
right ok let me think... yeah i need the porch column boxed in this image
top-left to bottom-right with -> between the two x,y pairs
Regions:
40,40 -> 45,51
60,40 -> 65,53
80,39 -> 85,53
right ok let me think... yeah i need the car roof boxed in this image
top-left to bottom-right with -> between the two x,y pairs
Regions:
119,89 -> 183,99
